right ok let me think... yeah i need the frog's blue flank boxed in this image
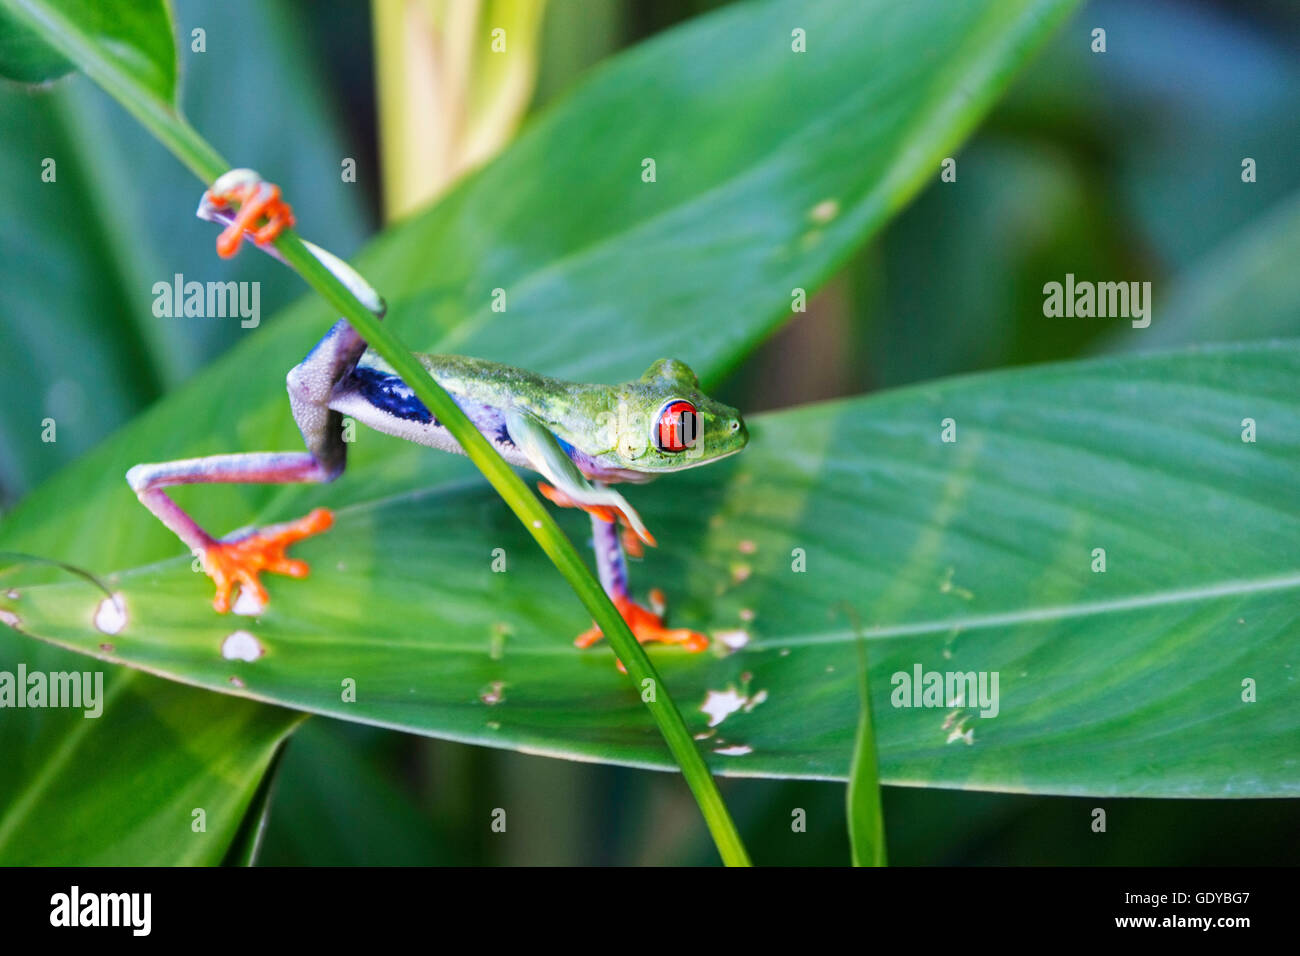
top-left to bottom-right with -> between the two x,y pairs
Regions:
351,366 -> 437,426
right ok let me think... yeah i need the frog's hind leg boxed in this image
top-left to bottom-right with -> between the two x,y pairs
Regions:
127,454 -> 335,613
573,513 -> 709,663
126,320 -> 367,613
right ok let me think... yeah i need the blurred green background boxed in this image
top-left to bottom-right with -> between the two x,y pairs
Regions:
1,0 -> 1298,864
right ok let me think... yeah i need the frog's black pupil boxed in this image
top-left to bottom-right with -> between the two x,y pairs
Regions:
679,410 -> 698,447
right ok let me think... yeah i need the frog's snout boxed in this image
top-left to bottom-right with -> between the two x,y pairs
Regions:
730,416 -> 749,449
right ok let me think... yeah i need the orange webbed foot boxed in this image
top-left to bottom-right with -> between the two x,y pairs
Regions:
204,171 -> 296,259
201,508 -> 333,613
575,591 -> 709,671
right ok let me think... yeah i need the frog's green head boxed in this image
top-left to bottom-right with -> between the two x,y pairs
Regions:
599,358 -> 748,473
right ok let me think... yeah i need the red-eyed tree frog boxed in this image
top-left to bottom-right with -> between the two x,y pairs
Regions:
126,170 -> 749,656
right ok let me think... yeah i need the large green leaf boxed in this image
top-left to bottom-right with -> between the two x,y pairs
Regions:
6,342 -> 1297,796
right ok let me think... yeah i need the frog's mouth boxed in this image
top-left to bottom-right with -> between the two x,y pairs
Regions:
631,443 -> 747,474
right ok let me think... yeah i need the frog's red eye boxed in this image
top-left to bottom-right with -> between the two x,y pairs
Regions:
654,400 -> 699,453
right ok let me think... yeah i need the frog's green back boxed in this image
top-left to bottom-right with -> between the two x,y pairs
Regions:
358,349 -> 616,440
352,349 -> 746,472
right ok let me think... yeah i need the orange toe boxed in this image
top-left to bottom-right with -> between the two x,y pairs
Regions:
537,481 -> 620,524
574,623 -> 604,649
574,592 -> 710,668
201,508 -> 333,612
621,526 -> 645,559
207,180 -> 295,259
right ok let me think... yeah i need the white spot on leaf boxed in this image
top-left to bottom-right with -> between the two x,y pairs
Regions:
221,630 -> 264,661
701,684 -> 767,726
809,199 -> 840,224
714,744 -> 753,756
701,688 -> 748,727
93,595 -> 126,635
232,587 -> 265,617
716,630 -> 751,650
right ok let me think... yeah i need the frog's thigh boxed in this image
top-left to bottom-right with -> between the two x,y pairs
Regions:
286,318 -> 367,477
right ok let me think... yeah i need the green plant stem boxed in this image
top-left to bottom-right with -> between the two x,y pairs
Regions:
1,0 -> 750,866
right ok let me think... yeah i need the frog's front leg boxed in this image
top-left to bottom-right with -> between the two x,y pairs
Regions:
504,407 -> 656,546
126,319 -> 367,613
573,513 -> 709,660
502,407 -> 708,659
536,481 -> 647,557
199,168 -> 295,259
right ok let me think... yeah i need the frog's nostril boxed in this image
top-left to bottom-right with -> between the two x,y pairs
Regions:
729,419 -> 740,432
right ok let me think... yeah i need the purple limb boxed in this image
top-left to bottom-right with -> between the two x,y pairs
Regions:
590,513 -> 629,601
126,452 -> 331,553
